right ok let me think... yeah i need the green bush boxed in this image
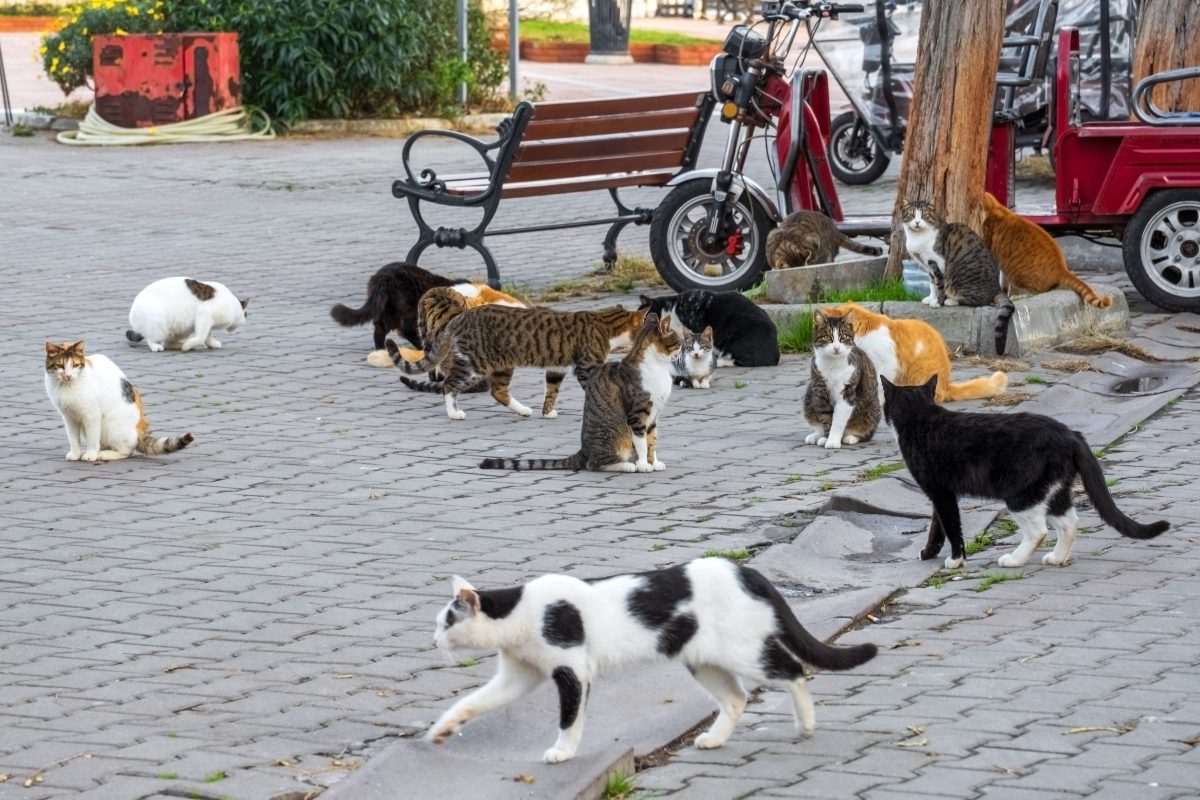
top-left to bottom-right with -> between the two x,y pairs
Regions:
163,0 -> 505,122
40,0 -> 168,95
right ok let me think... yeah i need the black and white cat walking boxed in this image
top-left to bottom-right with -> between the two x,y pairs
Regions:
428,559 -> 877,763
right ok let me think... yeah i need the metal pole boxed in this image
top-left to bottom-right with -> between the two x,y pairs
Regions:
457,0 -> 468,108
0,39 -> 13,127
509,0 -> 519,100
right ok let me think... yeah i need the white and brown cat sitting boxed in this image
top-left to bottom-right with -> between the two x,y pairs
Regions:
45,341 -> 193,462
127,277 -> 248,352
429,558 -> 877,763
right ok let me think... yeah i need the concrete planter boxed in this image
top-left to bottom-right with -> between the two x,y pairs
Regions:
764,257 -> 888,304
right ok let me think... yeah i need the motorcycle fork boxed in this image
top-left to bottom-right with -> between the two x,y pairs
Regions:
705,119 -> 754,246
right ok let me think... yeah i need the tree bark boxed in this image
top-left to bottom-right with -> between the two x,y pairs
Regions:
884,0 -> 1006,279
1132,0 -> 1200,113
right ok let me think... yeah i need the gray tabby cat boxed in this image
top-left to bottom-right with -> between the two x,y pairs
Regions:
766,210 -> 883,269
480,313 -> 681,472
671,326 -> 715,389
900,200 -> 1016,355
803,310 -> 880,449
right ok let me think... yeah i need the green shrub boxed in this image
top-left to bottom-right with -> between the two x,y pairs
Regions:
41,0 -> 168,95
163,0 -> 505,122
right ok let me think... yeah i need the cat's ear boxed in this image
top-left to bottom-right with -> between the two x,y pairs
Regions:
922,374 -> 939,398
45,341 -> 60,355
451,576 -> 480,614
239,298 -> 249,310
68,340 -> 85,353
658,314 -> 672,335
842,309 -> 854,325
638,294 -> 654,309
813,308 -> 827,326
701,325 -> 713,342
642,311 -> 659,328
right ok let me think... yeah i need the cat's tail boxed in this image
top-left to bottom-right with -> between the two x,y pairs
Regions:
125,329 -> 144,344
993,291 -> 1016,356
836,233 -> 884,257
943,371 -> 1008,401
401,375 -> 488,394
330,288 -> 380,328
385,338 -> 435,374
136,430 -> 194,456
480,452 -> 588,471
1059,273 -> 1114,308
1073,436 -> 1169,540
741,566 -> 877,671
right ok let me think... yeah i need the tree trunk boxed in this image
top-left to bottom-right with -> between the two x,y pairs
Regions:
1132,0 -> 1200,113
884,0 -> 1006,279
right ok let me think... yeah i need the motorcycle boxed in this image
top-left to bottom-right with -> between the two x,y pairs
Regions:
649,0 -> 863,292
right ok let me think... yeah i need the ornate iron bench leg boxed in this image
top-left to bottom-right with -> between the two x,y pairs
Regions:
601,188 -> 656,271
404,196 -> 503,289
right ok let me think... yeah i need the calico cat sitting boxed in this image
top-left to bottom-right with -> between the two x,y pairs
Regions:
45,341 -> 193,462
900,200 -> 1016,355
640,290 -> 779,367
979,192 -> 1112,308
823,303 -> 1007,404
766,210 -> 883,269
670,326 -> 716,389
803,310 -> 880,449
403,304 -> 647,420
882,375 -> 1169,569
480,313 -> 679,471
428,558 -> 878,763
126,277 -> 247,352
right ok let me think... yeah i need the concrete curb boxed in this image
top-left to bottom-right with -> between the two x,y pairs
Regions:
285,113 -> 510,138
10,112 -> 79,131
759,290 -> 1131,357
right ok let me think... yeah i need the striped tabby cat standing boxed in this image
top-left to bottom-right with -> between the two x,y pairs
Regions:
480,313 -> 680,472
402,304 -> 647,420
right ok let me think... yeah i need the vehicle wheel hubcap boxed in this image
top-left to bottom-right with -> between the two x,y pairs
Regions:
1141,201 -> 1200,297
668,193 -> 759,286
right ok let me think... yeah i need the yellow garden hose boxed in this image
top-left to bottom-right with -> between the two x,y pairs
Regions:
57,104 -> 275,145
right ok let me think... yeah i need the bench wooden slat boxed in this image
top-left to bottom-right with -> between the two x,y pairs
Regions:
443,170 -> 678,199
508,149 -> 686,184
524,107 -> 701,140
514,130 -> 692,164
528,91 -> 704,122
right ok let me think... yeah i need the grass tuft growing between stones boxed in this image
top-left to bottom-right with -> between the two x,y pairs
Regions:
973,572 -> 1023,592
703,548 -> 751,563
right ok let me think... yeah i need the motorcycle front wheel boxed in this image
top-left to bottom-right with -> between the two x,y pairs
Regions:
828,111 -> 891,186
649,178 -> 772,293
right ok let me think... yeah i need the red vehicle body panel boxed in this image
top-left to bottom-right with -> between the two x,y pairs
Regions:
769,70 -> 844,220
93,33 -> 240,128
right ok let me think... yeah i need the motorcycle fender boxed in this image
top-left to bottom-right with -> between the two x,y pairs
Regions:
666,170 -> 782,222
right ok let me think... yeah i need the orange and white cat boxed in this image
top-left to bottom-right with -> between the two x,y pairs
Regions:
822,303 -> 1007,404
978,192 -> 1112,308
44,341 -> 193,462
366,282 -> 525,367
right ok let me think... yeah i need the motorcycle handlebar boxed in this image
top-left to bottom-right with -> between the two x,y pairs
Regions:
768,1 -> 865,20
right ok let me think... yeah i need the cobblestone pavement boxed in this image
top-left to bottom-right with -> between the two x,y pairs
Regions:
1,127 -> 1192,800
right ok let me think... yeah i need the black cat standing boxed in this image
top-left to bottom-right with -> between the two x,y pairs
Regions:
882,376 -> 1168,569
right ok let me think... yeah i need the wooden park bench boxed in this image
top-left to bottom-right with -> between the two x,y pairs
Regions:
392,91 -> 715,288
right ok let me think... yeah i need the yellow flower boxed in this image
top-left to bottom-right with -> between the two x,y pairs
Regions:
126,5 -> 139,15
58,41 -> 66,51
61,66 -> 71,74
38,45 -> 47,54
82,27 -> 88,34
115,27 -> 128,35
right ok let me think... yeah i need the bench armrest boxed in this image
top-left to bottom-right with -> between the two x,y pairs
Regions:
394,105 -> 534,206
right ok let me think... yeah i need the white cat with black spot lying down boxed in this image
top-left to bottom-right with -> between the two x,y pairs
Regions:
126,277 -> 248,352
429,558 -> 877,763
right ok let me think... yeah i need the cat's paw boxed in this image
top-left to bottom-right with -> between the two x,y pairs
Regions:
634,460 -> 654,473
842,434 -> 860,445
943,298 -> 959,307
427,721 -> 460,745
944,555 -> 965,570
611,462 -> 638,473
997,552 -> 1026,568
823,437 -> 843,450
542,747 -> 575,764
509,402 -> 533,417
81,451 -> 100,462
652,459 -> 666,471
699,379 -> 710,389
919,547 -> 940,560
543,409 -> 558,419
694,732 -> 728,750
1042,553 -> 1070,566
66,450 -> 82,461
206,338 -> 222,349
921,295 -> 936,306
804,432 -> 821,445
928,300 -> 942,308
148,342 -> 165,352
447,410 -> 467,421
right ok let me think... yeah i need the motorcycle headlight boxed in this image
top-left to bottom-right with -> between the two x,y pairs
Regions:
710,53 -> 739,101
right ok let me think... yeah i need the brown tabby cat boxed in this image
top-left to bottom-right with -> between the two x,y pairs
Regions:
480,313 -> 680,471
405,304 -> 648,420
803,310 -> 881,449
386,286 -> 488,395
766,210 -> 883,269
978,192 -> 1112,308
